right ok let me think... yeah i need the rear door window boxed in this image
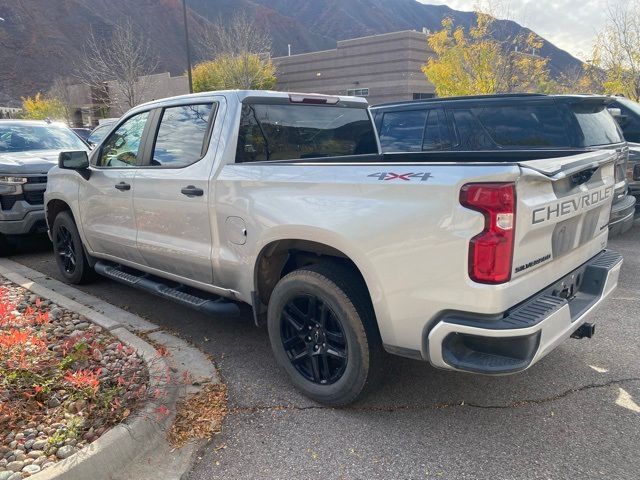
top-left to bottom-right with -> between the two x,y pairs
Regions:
379,110 -> 427,152
151,104 -> 215,167
462,105 -> 571,149
423,109 -> 453,151
235,104 -> 377,162
378,108 -> 452,152
450,109 -> 495,150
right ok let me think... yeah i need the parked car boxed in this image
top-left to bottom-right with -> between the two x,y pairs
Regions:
609,97 -> 640,213
371,94 -> 636,236
627,144 -> 640,212
72,127 -> 92,142
609,96 -> 640,143
0,120 -> 88,251
86,120 -> 116,147
46,90 -> 622,405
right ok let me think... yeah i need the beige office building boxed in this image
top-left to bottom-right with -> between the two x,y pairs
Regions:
272,30 -> 436,105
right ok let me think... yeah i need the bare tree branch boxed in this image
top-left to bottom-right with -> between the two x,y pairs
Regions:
73,19 -> 159,114
199,11 -> 272,59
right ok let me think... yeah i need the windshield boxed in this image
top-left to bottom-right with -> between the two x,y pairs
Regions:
0,124 -> 87,153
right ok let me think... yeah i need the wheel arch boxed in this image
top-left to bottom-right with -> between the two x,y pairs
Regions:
252,233 -> 390,342
46,198 -> 74,230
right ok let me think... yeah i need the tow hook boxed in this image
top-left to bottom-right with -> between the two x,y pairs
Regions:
571,323 -> 596,339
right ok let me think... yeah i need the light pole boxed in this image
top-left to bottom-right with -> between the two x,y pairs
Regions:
182,0 -> 193,94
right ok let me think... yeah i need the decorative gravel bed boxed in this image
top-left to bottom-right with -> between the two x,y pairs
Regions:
0,278 -> 149,479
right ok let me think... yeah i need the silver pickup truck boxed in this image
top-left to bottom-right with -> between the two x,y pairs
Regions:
45,91 -> 623,405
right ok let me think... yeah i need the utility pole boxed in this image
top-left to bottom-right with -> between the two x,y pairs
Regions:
182,0 -> 193,93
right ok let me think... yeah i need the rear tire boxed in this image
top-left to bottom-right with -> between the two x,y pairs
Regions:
51,211 -> 95,284
267,263 -> 382,406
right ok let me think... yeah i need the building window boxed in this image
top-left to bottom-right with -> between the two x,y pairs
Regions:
347,88 -> 369,97
413,93 -> 435,100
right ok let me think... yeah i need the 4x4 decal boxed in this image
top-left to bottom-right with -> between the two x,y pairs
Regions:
368,172 -> 433,181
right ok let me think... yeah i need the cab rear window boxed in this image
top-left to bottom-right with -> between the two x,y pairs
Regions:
235,104 -> 377,162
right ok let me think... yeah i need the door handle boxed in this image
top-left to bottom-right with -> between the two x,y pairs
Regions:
115,182 -> 131,191
181,185 -> 204,197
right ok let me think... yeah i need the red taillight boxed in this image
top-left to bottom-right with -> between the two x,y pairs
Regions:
460,183 -> 516,284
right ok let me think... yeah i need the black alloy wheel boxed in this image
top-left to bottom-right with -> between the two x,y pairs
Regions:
54,224 -> 77,274
267,263 -> 383,406
51,211 -> 95,284
280,294 -> 348,385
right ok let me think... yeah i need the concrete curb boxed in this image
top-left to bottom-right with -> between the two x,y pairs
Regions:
0,258 -> 216,480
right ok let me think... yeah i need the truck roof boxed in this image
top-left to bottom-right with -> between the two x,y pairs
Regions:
136,90 -> 369,112
371,93 -> 615,110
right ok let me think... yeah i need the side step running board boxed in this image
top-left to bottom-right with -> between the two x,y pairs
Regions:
94,261 -> 240,317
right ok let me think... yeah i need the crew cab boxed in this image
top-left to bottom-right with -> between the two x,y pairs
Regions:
371,94 -> 636,236
45,91 -> 622,405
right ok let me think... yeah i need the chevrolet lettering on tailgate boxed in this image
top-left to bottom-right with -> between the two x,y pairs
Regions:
532,186 -> 614,225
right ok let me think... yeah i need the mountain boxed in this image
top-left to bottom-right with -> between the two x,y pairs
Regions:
0,0 -> 583,103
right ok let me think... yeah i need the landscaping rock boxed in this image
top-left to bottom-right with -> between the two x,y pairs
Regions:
26,451 -> 42,460
21,464 -> 40,475
0,278 -> 150,475
29,441 -> 46,451
55,445 -> 77,460
5,461 -> 24,472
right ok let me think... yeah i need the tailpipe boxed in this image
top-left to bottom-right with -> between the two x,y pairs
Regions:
571,323 -> 596,339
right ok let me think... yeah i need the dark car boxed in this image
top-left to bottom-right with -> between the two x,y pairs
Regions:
609,97 -> 640,213
610,96 -> 640,143
371,94 -> 636,236
72,127 -> 92,142
87,120 -> 116,147
626,144 -> 640,210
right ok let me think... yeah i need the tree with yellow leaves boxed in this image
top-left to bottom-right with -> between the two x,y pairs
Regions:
422,14 -> 550,96
589,1 -> 640,101
21,93 -> 66,120
192,54 -> 276,92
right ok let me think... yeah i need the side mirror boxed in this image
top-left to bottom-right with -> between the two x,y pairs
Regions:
608,108 -> 629,127
58,151 -> 91,179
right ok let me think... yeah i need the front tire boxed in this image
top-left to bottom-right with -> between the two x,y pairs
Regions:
267,263 -> 382,406
51,211 -> 95,284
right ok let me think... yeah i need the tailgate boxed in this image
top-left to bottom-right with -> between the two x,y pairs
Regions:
513,150 -> 617,280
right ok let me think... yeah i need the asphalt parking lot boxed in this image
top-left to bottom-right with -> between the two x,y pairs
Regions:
7,221 -> 640,480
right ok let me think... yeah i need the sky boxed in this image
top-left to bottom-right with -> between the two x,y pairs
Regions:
419,1 -> 610,61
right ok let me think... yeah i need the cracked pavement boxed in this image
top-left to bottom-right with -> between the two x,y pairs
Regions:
7,221 -> 640,480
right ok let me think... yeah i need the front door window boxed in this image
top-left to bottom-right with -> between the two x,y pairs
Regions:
97,111 -> 150,167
